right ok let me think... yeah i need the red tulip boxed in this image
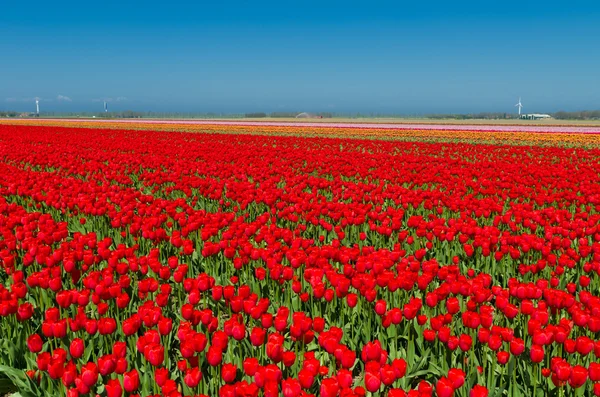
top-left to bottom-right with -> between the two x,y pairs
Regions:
105,378 -> 122,397
509,338 -> 525,356
496,351 -> 509,365
68,338 -> 84,359
282,351 -> 296,367
80,363 -> 98,387
448,368 -> 465,389
320,377 -> 339,397
569,365 -> 588,388
282,378 -> 301,397
146,344 -> 164,366
243,357 -> 259,376
184,367 -> 202,388
374,300 -> 387,316
222,363 -> 237,383
158,317 -> 173,335
27,334 -> 43,353
123,369 -> 140,392
436,377 -> 455,397
470,385 -> 488,397
155,367 -> 170,387
365,371 -> 381,393
207,346 -> 223,366
98,317 -> 117,335
298,369 -> 314,389
458,334 -> 472,352
98,354 -> 116,376
530,345 -> 544,363
250,327 -> 266,346
589,362 -> 600,382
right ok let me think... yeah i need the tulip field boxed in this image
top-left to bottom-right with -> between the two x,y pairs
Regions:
2,121 -> 600,397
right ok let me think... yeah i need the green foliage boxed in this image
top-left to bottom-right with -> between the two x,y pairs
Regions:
0,366 -> 39,397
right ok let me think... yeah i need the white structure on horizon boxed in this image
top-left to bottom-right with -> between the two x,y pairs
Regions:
522,113 -> 552,120
104,101 -> 108,113
35,99 -> 39,115
515,97 -> 523,116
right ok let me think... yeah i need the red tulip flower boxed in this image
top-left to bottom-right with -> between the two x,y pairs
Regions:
105,378 -> 123,397
184,367 -> 202,388
123,369 -> 140,393
470,385 -> 488,397
27,334 -> 43,353
436,377 -> 455,397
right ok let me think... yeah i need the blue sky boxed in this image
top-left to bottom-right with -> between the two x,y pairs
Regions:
1,1 -> 599,114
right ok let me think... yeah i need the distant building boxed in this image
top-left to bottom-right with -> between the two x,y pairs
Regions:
521,114 -> 552,120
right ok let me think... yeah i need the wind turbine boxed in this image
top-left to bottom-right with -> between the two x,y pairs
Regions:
35,99 -> 40,115
104,101 -> 108,113
515,97 -> 523,117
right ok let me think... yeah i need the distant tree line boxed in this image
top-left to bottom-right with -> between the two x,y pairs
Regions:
3,109 -> 599,120
553,110 -> 600,120
99,111 -> 145,118
424,112 -> 514,120
244,113 -> 268,118
271,112 -> 301,118
425,111 -> 600,120
0,111 -> 19,117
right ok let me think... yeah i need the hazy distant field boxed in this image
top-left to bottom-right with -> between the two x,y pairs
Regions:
19,115 -> 600,127
233,117 -> 600,126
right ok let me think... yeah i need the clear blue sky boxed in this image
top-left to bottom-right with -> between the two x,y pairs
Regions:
1,0 -> 599,114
